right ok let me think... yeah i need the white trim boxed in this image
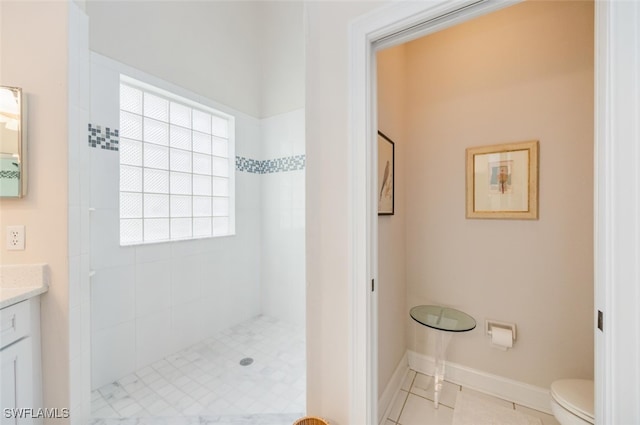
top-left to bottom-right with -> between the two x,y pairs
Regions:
595,1 -> 640,424
378,352 -> 410,425
348,1 -> 523,422
407,350 -> 552,414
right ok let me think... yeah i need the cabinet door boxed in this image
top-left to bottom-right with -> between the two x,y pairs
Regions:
1,348 -> 17,425
1,338 -> 33,425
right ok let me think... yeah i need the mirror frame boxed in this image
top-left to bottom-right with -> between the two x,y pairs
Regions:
0,86 -> 27,198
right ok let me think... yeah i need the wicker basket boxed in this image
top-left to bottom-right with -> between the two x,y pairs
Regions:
292,417 -> 329,425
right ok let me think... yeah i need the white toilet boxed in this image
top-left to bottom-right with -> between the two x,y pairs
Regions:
550,379 -> 594,425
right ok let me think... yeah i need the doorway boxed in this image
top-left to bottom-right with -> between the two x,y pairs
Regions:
348,1 -> 640,424
376,1 -> 594,422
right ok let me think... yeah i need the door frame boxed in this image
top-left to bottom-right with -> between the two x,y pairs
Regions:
348,0 -> 640,423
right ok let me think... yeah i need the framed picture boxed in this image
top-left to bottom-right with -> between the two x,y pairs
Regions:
378,131 -> 394,215
466,140 -> 539,219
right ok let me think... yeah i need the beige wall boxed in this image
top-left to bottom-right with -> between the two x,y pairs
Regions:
0,0 -> 70,417
305,1 -> 382,422
376,45 -> 407,398
403,0 -> 594,388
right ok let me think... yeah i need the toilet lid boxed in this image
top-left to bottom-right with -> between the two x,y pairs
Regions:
551,379 -> 594,423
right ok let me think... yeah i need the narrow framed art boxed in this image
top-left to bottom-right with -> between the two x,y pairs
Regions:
466,140 -> 539,219
378,131 -> 394,215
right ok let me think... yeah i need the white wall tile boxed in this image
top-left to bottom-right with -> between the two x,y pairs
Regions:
172,300 -> 204,350
260,173 -> 280,212
79,146 -> 92,205
136,309 -> 173,369
69,305 -> 81,363
292,170 -> 305,210
170,256 -> 202,306
68,206 -> 81,258
135,260 -> 171,318
68,254 -> 81,309
80,253 -> 91,307
86,55 -> 297,385
92,321 -> 136,389
90,60 -> 120,128
235,172 -> 261,211
234,115 -> 261,160
69,356 -> 82,415
91,265 -> 135,331
68,105 -> 81,207
90,147 -> 120,210
69,17 -> 92,416
259,110 -> 306,326
81,204 -> 91,256
90,208 -> 135,270
169,238 -> 207,258
135,242 -> 171,264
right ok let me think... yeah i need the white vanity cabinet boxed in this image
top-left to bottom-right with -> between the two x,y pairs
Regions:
0,297 -> 43,425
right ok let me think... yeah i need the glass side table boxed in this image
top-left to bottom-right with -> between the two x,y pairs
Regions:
410,305 -> 476,408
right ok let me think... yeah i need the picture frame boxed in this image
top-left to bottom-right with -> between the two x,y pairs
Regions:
378,131 -> 395,215
466,140 -> 539,219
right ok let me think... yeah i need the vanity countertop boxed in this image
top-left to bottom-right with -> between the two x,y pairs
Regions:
0,264 -> 49,309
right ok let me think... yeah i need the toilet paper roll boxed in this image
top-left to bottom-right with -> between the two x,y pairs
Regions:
491,327 -> 513,350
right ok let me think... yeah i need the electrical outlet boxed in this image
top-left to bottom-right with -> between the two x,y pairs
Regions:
6,225 -> 25,251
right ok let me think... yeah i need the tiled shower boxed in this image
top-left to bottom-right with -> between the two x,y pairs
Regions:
85,52 -> 306,422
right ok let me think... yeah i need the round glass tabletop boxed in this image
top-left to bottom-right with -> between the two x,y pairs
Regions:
410,305 -> 476,332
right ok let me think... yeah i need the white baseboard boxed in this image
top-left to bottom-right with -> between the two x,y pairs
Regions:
378,352 -> 410,425
407,350 -> 553,414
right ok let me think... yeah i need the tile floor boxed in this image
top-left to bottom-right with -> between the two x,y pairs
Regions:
91,316 -> 305,424
91,316 -> 561,425
383,370 -> 561,425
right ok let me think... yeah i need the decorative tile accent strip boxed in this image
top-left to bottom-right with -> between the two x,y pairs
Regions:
262,155 -> 306,173
236,156 -> 264,173
88,123 -> 119,151
236,154 -> 305,174
0,171 -> 20,179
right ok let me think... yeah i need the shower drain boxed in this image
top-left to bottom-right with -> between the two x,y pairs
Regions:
239,357 -> 254,366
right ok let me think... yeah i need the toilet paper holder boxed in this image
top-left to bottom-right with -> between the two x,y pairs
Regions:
485,319 -> 517,341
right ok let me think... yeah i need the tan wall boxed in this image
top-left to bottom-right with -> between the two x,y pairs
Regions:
0,1 -> 70,418
376,45 -> 407,398
305,1 -> 382,422
403,0 -> 594,388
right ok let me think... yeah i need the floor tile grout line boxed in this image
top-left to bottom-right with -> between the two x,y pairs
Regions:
406,372 -> 459,410
394,371 -> 417,423
92,315 -> 305,419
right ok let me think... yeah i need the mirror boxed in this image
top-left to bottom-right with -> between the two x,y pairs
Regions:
0,86 -> 26,198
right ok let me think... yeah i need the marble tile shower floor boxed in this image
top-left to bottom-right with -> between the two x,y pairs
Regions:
91,316 -> 305,424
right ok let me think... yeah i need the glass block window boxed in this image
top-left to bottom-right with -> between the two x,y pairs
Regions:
119,77 -> 235,246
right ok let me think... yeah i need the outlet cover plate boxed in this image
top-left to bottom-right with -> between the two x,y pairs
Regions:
7,225 -> 25,250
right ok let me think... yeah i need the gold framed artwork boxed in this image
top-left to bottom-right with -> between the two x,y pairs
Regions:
378,131 -> 394,215
466,140 -> 539,219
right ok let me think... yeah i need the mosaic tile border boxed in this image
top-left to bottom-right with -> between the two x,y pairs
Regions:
88,123 -> 119,151
86,125 -> 304,174
236,157 -> 264,173
236,155 -> 305,174
0,171 -> 20,179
